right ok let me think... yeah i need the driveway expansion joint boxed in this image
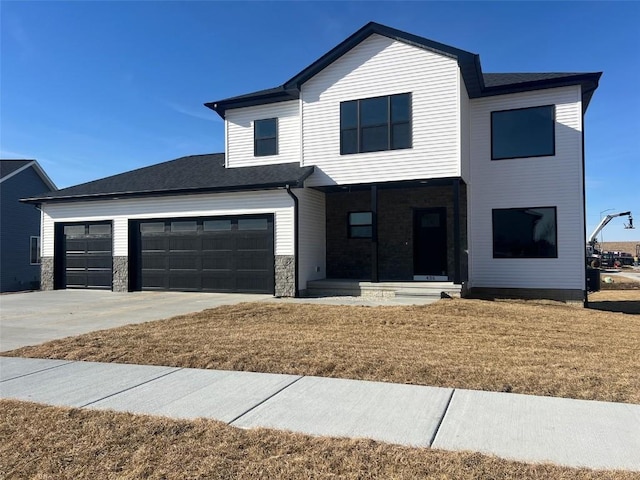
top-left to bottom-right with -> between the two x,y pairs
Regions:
80,367 -> 184,408
0,358 -> 76,383
429,388 -> 455,447
227,375 -> 304,425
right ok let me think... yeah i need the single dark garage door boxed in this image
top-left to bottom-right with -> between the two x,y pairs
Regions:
54,222 -> 113,289
132,215 -> 274,293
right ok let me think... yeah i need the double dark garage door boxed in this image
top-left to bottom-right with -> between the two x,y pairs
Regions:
55,216 -> 275,293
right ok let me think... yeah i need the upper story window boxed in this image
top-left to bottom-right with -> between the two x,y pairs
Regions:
491,105 -> 555,160
492,207 -> 558,258
254,118 -> 278,156
340,93 -> 412,155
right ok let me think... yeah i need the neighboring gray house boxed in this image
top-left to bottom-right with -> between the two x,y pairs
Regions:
1,160 -> 57,292
23,22 -> 601,302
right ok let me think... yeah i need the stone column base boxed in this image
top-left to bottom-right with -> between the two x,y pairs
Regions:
275,255 -> 295,297
113,256 -> 129,292
40,257 -> 54,291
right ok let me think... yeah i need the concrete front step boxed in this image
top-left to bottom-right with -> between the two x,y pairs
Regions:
306,280 -> 462,299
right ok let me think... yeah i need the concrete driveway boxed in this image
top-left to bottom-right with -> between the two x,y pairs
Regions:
0,290 -> 272,352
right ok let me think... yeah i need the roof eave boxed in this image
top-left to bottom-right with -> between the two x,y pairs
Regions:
21,165 -> 315,204
479,72 -> 602,111
22,182 -> 303,205
205,90 -> 299,119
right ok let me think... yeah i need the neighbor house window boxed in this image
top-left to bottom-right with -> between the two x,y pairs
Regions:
254,118 -> 278,156
492,207 -> 557,258
348,212 -> 373,238
30,236 -> 41,265
340,93 -> 412,155
491,105 -> 555,160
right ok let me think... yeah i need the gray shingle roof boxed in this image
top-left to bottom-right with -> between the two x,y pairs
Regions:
483,73 -> 590,88
1,159 -> 33,179
23,153 -> 314,203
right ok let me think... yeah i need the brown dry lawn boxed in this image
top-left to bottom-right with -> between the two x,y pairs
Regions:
1,400 -> 635,480
6,295 -> 640,403
589,289 -> 640,314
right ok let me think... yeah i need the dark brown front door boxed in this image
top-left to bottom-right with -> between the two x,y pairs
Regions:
413,208 -> 447,277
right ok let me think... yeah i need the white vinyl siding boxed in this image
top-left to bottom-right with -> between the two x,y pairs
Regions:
226,101 -> 300,168
41,190 -> 295,257
296,188 -> 326,290
468,85 -> 584,290
459,71 -> 470,183
302,34 -> 460,186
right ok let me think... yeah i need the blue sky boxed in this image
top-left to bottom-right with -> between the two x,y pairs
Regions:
1,1 -> 638,241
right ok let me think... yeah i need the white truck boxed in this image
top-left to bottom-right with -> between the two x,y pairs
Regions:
586,211 -> 634,267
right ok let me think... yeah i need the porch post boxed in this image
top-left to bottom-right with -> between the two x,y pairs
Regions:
453,178 -> 461,284
371,185 -> 379,282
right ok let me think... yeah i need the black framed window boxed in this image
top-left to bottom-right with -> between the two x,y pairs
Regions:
492,207 -> 558,258
348,212 -> 372,238
340,93 -> 412,155
491,105 -> 555,160
254,118 -> 278,156
30,236 -> 41,265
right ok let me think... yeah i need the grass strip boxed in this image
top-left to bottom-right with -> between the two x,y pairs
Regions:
6,296 -> 639,403
0,399 -> 635,479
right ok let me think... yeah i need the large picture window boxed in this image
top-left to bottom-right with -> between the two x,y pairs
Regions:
492,207 -> 557,258
491,105 -> 555,160
254,118 -> 278,156
340,93 -> 412,155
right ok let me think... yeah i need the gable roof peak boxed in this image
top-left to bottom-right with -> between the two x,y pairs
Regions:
283,21 -> 482,92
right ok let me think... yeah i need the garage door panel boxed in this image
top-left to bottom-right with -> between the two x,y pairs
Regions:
59,222 -> 113,290
236,235 -> 270,251
202,255 -> 233,271
167,255 -> 199,270
236,253 -> 271,270
236,273 -> 273,292
141,255 -> 166,270
65,238 -> 88,252
168,274 -> 201,291
87,238 -> 112,252
201,273 -> 234,291
141,274 -> 166,290
137,216 -> 274,294
169,236 -> 199,251
142,237 -> 166,251
202,236 -> 234,251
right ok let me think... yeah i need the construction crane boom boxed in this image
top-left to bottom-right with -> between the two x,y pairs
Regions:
587,211 -> 634,247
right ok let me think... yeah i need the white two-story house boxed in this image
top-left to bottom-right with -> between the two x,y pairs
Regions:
25,22 -> 600,302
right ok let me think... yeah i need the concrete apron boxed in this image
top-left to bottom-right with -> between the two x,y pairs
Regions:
1,357 -> 639,472
0,290 -> 274,352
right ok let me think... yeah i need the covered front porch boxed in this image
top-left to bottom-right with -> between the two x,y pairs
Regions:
318,178 -> 468,287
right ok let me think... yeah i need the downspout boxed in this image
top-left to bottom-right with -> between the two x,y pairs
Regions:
285,185 -> 300,298
581,103 -> 588,308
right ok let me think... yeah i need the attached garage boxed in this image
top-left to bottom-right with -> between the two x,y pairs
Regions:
54,222 -> 113,289
25,154 -> 315,297
130,215 -> 275,294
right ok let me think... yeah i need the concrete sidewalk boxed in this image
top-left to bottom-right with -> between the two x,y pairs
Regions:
1,356 -> 638,471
